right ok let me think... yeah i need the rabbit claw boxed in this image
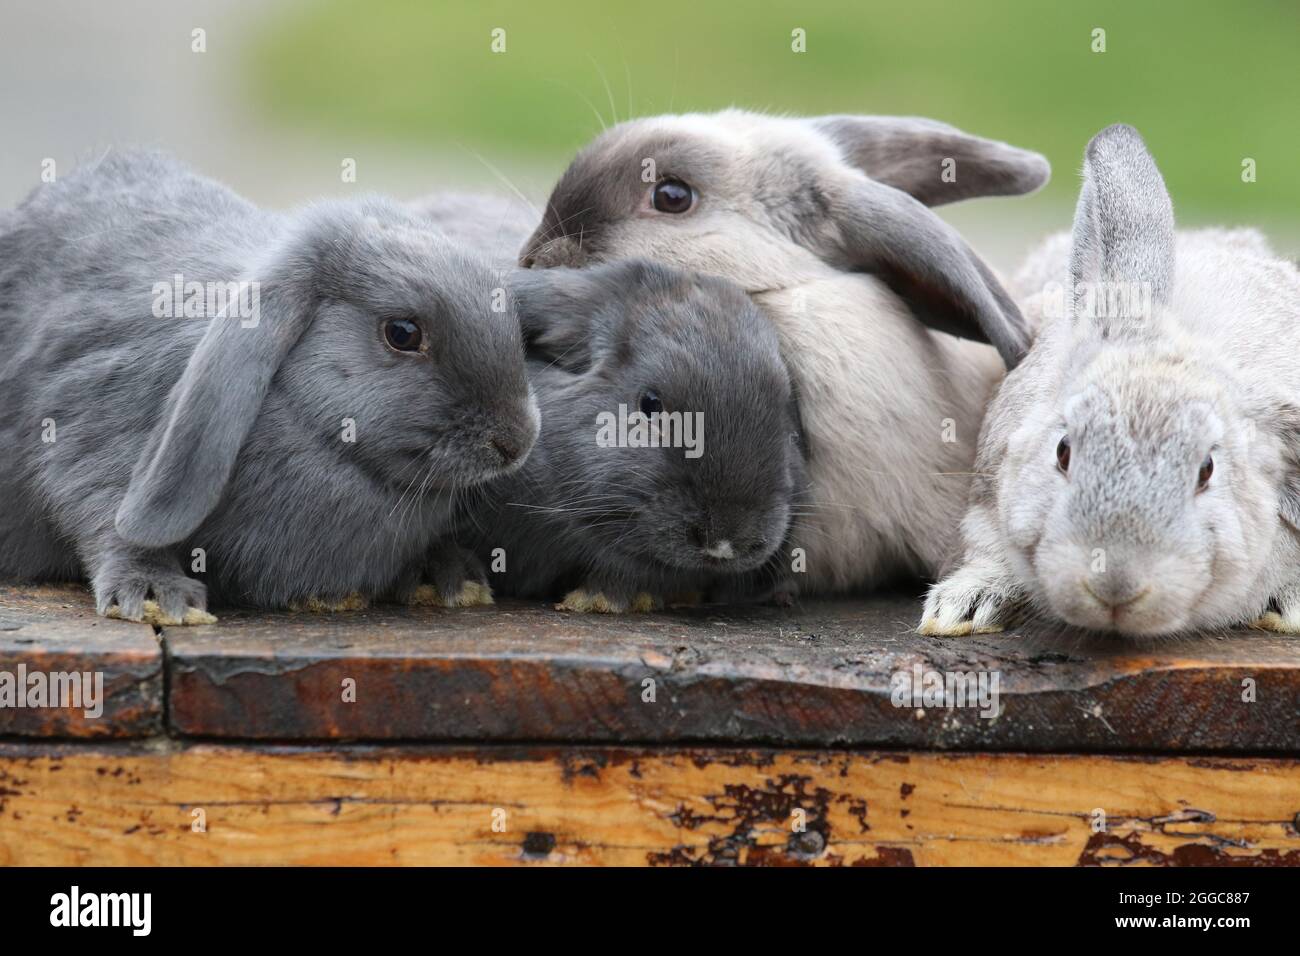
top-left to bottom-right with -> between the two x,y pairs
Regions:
93,551 -> 211,625
105,599 -> 217,627
919,564 -> 1018,636
556,589 -> 660,613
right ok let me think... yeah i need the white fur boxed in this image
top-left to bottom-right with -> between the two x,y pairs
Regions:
923,216 -> 1300,635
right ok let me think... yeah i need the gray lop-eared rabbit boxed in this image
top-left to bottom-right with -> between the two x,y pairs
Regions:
0,150 -> 539,623
921,124 -> 1300,637
518,110 -> 1049,593
459,259 -> 806,611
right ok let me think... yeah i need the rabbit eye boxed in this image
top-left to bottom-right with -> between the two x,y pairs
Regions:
639,390 -> 664,416
651,178 -> 694,214
384,318 -> 423,353
1197,454 -> 1214,491
1056,435 -> 1071,474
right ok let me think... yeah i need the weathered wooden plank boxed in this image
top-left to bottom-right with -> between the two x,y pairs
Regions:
0,586 -> 162,737
163,593 -> 1300,751
1,744 -> 1297,866
3,583 -> 1297,750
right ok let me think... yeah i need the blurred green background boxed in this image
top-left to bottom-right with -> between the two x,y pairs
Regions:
0,0 -> 1294,264
248,0 -> 1298,227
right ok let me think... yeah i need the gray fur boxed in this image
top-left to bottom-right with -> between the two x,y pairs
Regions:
811,115 -> 1049,206
456,259 -> 807,608
410,192 -> 536,270
516,109 -> 1046,593
1069,123 -> 1176,319
921,124 -> 1300,637
824,174 -> 1031,363
0,149 -> 539,616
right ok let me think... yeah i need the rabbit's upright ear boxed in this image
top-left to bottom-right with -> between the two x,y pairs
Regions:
115,247 -> 322,548
822,173 -> 1030,367
510,264 -> 629,373
1069,124 -> 1175,324
810,115 -> 1050,206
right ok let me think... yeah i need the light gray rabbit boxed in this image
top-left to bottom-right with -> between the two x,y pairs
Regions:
455,258 -> 807,612
0,149 -> 539,622
411,192 -> 536,269
920,124 -> 1300,637
517,109 -> 1048,594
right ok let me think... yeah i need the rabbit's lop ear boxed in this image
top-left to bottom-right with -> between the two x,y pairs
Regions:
826,174 -> 1030,367
1069,123 -> 1176,323
115,230 -> 333,548
510,264 -> 637,373
810,115 -> 1050,206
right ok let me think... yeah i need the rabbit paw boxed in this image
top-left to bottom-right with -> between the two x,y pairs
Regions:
1247,584 -> 1300,633
288,592 -> 370,613
94,554 -> 212,625
105,600 -> 217,627
919,565 -> 1020,637
556,589 -> 660,613
405,541 -> 493,607
405,581 -> 494,608
1249,608 -> 1300,634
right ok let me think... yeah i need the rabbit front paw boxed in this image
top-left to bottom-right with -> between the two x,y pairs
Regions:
405,580 -> 494,608
1247,581 -> 1300,634
1249,601 -> 1300,634
556,588 -> 660,613
288,592 -> 370,613
93,552 -> 213,625
396,541 -> 494,607
918,564 -> 1021,637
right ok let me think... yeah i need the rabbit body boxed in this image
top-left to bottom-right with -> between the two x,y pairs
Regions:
458,260 -> 807,610
921,125 -> 1300,636
0,150 -> 539,617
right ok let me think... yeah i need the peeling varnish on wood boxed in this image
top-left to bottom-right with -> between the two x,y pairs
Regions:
1,747 -> 1298,866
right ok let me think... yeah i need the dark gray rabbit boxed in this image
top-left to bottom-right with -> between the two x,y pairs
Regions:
457,259 -> 807,612
0,149 -> 539,622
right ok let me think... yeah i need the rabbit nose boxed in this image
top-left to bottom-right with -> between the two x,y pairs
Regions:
520,236 -> 587,269
688,524 -> 734,557
689,522 -> 749,562
1082,573 -> 1150,610
490,435 -> 524,465
703,540 -> 736,561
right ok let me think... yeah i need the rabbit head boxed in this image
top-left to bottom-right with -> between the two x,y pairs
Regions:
520,110 -> 1048,366
115,198 -> 539,549
1000,124 -> 1298,635
510,259 -> 803,577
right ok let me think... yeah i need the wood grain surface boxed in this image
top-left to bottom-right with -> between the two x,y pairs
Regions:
2,743 -> 1298,866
